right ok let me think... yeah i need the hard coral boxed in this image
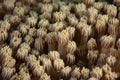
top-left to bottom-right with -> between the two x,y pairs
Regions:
0,0 -> 120,80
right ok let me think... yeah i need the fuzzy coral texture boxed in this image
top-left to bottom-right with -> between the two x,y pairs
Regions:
0,0 -> 120,80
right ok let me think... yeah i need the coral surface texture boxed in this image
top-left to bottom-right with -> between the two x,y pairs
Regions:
0,0 -> 120,80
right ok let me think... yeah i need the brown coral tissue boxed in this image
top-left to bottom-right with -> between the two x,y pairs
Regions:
0,0 -> 120,80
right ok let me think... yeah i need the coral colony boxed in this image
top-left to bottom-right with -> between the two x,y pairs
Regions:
0,0 -> 120,80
